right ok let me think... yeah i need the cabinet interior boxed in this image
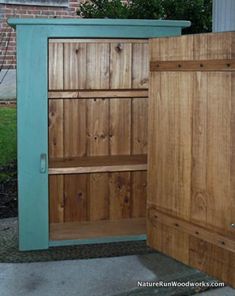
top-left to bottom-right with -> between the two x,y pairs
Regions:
48,38 -> 149,241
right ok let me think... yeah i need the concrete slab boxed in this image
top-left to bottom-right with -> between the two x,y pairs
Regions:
0,256 -> 157,296
0,254 -> 234,296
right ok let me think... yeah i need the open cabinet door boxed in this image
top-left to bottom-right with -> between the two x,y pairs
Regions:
147,32 -> 235,287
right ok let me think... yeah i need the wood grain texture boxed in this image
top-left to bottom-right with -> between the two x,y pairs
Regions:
49,175 -> 64,223
48,43 -> 64,223
109,172 -> 131,220
48,89 -> 148,99
110,42 -> 132,89
64,174 -> 88,222
50,218 -> 146,241
148,32 -> 235,287
49,155 -> 147,175
48,39 -> 148,231
150,59 -> 235,71
64,43 -> 87,90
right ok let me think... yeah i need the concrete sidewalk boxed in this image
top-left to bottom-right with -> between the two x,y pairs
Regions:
0,255 -> 234,296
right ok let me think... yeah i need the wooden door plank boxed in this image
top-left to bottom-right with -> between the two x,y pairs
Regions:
148,32 -> 235,288
206,72 -> 231,232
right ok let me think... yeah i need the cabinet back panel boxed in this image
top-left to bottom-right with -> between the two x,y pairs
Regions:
48,39 -> 149,224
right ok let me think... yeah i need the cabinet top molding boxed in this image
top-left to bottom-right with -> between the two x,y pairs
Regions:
8,18 -> 191,29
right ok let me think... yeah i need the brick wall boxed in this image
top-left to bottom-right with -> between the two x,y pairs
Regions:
0,0 -> 80,69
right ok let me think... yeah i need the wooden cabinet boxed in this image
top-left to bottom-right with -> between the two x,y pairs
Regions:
9,18 -> 235,288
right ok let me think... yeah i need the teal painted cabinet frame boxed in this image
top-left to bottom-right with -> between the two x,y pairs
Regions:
8,18 -> 190,251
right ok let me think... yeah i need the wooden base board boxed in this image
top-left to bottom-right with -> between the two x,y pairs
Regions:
50,218 -> 146,241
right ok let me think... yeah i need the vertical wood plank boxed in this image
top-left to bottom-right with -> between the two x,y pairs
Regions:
148,33 -> 235,288
110,98 -> 131,155
206,72 -> 231,232
131,98 -> 148,154
63,43 -> 87,90
63,42 -> 88,158
87,99 -> 109,156
48,100 -> 64,158
132,42 -> 149,89
48,42 -> 64,224
191,72 -> 208,226
131,171 -> 147,218
49,43 -> 63,90
88,173 -> 109,221
86,43 -> 110,89
131,95 -> 147,218
64,99 -> 87,157
109,172 -> 131,220
64,174 -> 88,222
110,42 -> 132,89
109,98 -> 131,220
109,42 -> 132,220
86,43 -> 110,221
230,71 -> 235,236
49,175 -> 64,223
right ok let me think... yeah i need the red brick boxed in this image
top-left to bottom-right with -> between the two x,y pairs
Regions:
0,0 -> 82,68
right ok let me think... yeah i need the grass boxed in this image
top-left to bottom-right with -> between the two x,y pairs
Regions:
0,107 -> 16,181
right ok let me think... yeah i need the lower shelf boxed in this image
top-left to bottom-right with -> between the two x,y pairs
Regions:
49,154 -> 147,175
50,218 -> 146,241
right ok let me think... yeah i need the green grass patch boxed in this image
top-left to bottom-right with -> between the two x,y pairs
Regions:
0,107 -> 17,180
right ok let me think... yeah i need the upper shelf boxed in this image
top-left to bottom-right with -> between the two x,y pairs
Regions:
49,154 -> 147,175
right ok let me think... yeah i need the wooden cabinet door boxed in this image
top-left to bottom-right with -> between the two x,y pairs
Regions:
147,32 -> 235,287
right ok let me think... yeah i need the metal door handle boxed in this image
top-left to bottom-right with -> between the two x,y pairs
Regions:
40,153 -> 47,174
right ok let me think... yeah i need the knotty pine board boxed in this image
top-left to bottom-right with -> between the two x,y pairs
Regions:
48,39 -> 148,224
148,32 -> 235,287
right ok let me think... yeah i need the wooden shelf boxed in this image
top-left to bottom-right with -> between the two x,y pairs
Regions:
49,154 -> 147,175
50,218 -> 146,241
48,89 -> 148,99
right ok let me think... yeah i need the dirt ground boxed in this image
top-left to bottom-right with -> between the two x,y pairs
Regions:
0,161 -> 17,218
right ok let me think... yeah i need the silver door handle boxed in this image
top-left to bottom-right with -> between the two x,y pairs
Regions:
40,153 -> 47,174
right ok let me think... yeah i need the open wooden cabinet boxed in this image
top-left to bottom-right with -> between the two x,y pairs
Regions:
48,38 -> 149,241
48,33 -> 235,286
8,17 -> 234,287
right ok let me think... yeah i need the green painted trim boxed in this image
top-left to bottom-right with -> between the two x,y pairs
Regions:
13,18 -> 187,251
17,26 -> 49,251
49,235 -> 147,247
8,18 -> 191,29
